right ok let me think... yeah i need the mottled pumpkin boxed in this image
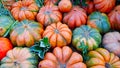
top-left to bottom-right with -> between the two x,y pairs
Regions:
87,11 -> 110,33
43,22 -> 72,48
0,47 -> 38,68
37,5 -> 62,27
44,0 -> 58,5
11,0 -> 39,21
86,48 -> 120,68
108,5 -> 120,30
39,46 -> 87,68
10,20 -> 44,47
72,25 -> 101,51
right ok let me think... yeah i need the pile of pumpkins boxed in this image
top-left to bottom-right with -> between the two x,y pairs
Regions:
0,0 -> 120,68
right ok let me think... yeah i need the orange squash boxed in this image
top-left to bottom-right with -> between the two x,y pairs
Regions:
44,0 -> 58,5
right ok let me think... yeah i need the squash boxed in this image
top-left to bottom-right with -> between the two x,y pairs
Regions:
0,38 -> 13,60
11,0 -> 38,21
86,48 -> 120,68
63,6 -> 87,29
87,11 -> 110,33
58,0 -> 72,12
44,0 -> 58,5
108,5 -> 120,30
103,31 -> 120,57
37,5 -> 62,27
93,0 -> 116,13
38,46 -> 87,68
72,25 -> 101,51
0,47 -> 38,68
43,22 -> 72,48
10,20 -> 44,47
0,15 -> 14,37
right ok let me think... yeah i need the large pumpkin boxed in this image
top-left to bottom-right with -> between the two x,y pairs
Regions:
103,32 -> 120,57
93,0 -> 116,13
63,6 -> 87,29
87,11 -> 110,33
0,38 -> 13,60
11,0 -> 38,21
39,46 -> 87,68
108,5 -> 120,30
0,47 -> 38,68
10,20 -> 44,47
43,22 -> 72,48
44,0 -> 58,5
72,25 -> 101,51
0,15 -> 14,37
86,48 -> 120,68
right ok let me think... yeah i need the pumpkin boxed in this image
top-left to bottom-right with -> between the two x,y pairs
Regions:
0,47 -> 38,68
87,11 -> 110,33
58,0 -> 72,12
43,22 -> 72,48
39,46 -> 87,68
37,5 -> 62,27
0,38 -> 13,60
0,15 -> 14,37
86,48 -> 120,68
103,32 -> 120,57
63,6 -> 87,29
11,0 -> 38,21
44,0 -> 58,5
10,20 -> 44,47
72,25 -> 101,51
93,0 -> 116,13
108,5 -> 120,30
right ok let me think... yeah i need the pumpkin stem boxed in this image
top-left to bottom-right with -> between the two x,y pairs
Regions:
105,63 -> 112,68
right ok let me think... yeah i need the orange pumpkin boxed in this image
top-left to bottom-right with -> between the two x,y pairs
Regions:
58,0 -> 72,12
108,5 -> 120,30
11,0 -> 39,21
44,0 -> 58,5
93,0 -> 116,13
37,5 -> 62,27
63,6 -> 87,29
43,22 -> 72,48
39,46 -> 87,68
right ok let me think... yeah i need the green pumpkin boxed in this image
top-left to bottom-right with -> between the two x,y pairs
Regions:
72,25 -> 101,51
0,47 -> 39,68
0,15 -> 13,36
87,11 -> 110,33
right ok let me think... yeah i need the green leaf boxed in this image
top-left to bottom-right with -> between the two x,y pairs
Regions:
35,0 -> 44,8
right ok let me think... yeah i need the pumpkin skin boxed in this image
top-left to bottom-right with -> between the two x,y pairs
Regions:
103,32 -> 120,57
0,15 -> 14,37
87,11 -> 110,33
10,20 -> 44,47
0,38 -> 13,60
39,46 -> 87,68
43,22 -> 72,48
86,48 -> 120,68
11,0 -> 39,21
0,47 -> 38,68
108,5 -> 120,30
58,0 -> 72,12
93,0 -> 116,13
37,5 -> 62,27
63,6 -> 87,29
44,0 -> 58,5
72,25 -> 101,51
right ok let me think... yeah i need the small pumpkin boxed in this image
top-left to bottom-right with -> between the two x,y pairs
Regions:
108,5 -> 120,30
87,11 -> 110,33
39,46 -> 87,68
43,22 -> 72,48
10,20 -> 44,47
0,38 -> 13,60
44,0 -> 58,6
72,25 -> 101,51
0,47 -> 38,68
86,48 -> 120,68
103,31 -> 120,57
58,0 -> 72,12
11,0 -> 39,21
63,6 -> 87,29
37,5 -> 62,27
93,0 -> 116,13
